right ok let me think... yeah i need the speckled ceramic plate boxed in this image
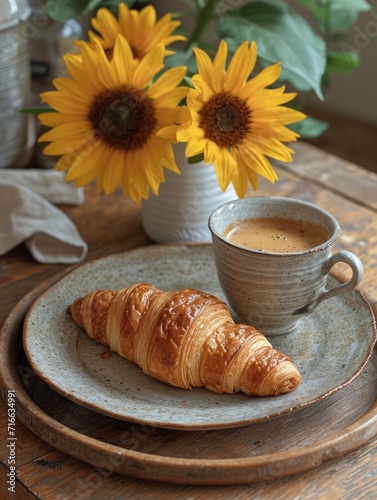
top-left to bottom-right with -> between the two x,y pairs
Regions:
23,244 -> 376,430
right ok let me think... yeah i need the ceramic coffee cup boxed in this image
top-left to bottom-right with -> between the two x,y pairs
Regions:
208,197 -> 363,336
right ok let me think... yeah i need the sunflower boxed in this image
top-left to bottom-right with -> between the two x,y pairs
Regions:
88,3 -> 186,61
171,40 -> 306,197
38,35 -> 189,202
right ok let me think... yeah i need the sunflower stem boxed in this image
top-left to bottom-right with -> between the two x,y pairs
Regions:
185,0 -> 223,50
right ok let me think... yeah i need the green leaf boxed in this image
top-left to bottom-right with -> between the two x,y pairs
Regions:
217,1 -> 326,99
164,50 -> 198,76
295,0 -> 371,32
44,0 -> 139,21
290,115 -> 329,138
313,0 -> 370,11
98,0 -> 139,13
326,50 -> 360,72
188,153 -> 204,164
45,0 -> 99,21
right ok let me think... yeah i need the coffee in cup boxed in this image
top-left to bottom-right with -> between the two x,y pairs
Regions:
224,216 -> 327,253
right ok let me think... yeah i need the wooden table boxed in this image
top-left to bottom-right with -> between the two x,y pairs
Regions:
1,142 -> 376,499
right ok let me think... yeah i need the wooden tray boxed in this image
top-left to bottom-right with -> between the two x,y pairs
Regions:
1,270 -> 377,485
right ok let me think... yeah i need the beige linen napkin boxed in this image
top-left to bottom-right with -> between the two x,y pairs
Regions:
0,170 -> 88,263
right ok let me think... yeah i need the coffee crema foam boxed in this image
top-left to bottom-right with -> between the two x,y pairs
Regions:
224,216 -> 327,253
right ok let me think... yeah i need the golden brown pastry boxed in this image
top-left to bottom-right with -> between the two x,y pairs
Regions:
67,283 -> 301,396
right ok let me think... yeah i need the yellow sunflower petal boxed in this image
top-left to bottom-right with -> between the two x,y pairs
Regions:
55,153 -> 76,172
150,14 -> 177,40
118,3 -> 133,37
252,106 -> 306,125
152,138 -> 180,173
116,3 -> 185,60
229,156 -> 250,198
140,12 -> 186,53
40,91 -> 89,115
92,8 -> 120,47
185,137 -> 206,158
203,39 -> 227,93
202,139 -> 220,164
246,168 -> 259,192
148,66 -> 187,99
88,30 -> 108,49
133,43 -> 164,87
75,41 -> 107,89
254,123 -> 300,142
158,88 -> 190,109
111,34 -> 135,84
125,185 -> 141,203
53,77 -> 93,102
72,171 -> 97,188
247,63 -> 282,93
157,125 -> 179,140
117,151 -> 134,192
248,91 -> 298,109
38,121 -> 92,142
241,143 -> 279,183
65,143 -> 105,182
89,39 -> 119,89
138,4 -> 156,31
213,39 -> 228,83
226,41 -> 257,93
102,149 -> 124,194
250,137 -> 294,162
189,75 -> 213,102
194,47 -> 221,95
213,149 -> 236,191
178,106 -> 192,124
41,133 -> 94,156
38,112 -> 84,127
155,108 -> 181,127
176,121 -> 203,142
143,140 -> 168,183
129,150 -> 151,199
63,53 -> 98,92
161,33 -> 187,45
144,170 -> 162,196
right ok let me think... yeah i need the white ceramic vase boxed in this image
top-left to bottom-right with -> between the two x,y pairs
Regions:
142,144 -> 237,243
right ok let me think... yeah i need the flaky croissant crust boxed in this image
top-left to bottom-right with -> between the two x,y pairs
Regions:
67,283 -> 301,396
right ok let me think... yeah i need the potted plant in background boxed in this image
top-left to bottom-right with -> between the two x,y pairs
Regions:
32,0 -> 371,242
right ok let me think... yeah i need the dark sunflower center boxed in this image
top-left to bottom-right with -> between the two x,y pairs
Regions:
88,86 -> 157,150
199,92 -> 252,148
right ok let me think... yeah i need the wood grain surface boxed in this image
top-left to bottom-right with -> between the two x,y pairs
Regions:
1,143 -> 377,499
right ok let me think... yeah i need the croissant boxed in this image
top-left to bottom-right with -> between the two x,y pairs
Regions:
67,283 -> 301,397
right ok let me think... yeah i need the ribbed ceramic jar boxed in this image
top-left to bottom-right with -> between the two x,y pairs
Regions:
142,144 -> 237,243
0,0 -> 32,168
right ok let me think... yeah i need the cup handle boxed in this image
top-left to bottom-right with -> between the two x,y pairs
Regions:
297,251 -> 363,316
317,250 -> 363,306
